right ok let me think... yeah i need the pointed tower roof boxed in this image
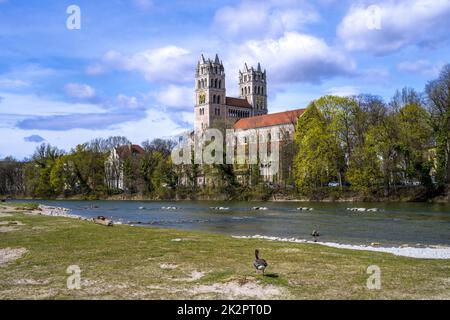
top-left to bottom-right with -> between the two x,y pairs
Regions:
201,54 -> 206,63
214,54 -> 220,64
257,62 -> 262,72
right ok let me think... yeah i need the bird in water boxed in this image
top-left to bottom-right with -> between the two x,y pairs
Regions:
253,249 -> 268,275
311,230 -> 320,242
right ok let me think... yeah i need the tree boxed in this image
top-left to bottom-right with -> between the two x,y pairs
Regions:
142,138 -> 176,158
395,99 -> 433,187
294,103 -> 338,192
426,65 -> 450,188
87,136 -> 131,153
0,157 -> 25,196
313,95 -> 360,186
24,144 -> 65,198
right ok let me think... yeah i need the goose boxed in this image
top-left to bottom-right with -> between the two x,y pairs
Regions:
253,249 -> 268,275
311,230 -> 320,242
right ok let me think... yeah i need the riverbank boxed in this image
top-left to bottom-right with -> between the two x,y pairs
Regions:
0,203 -> 449,299
233,235 -> 450,259
5,189 -> 450,203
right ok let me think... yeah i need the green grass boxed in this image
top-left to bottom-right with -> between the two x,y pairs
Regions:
0,205 -> 449,300
2,202 -> 39,210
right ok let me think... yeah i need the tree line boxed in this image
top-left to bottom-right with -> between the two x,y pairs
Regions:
0,64 -> 449,201
294,65 -> 450,199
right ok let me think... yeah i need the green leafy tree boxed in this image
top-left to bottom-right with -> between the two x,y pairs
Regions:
426,65 -> 450,188
294,103 -> 338,192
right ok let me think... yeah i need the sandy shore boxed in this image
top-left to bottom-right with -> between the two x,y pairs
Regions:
233,235 -> 450,260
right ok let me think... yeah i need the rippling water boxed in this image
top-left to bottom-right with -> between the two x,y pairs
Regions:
22,200 -> 450,246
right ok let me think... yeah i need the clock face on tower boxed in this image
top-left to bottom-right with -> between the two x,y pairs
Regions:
257,96 -> 264,107
199,93 -> 206,104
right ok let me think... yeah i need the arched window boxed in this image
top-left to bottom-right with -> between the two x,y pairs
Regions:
261,87 -> 264,95
215,79 -> 218,88
218,80 -> 221,89
241,88 -> 244,96
217,95 -> 221,104
248,86 -> 251,94
244,87 -> 247,95
197,80 -> 200,89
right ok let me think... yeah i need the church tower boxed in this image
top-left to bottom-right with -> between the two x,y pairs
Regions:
239,62 -> 267,116
195,54 -> 226,131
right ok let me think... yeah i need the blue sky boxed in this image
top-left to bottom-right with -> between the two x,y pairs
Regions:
1,0 -> 449,159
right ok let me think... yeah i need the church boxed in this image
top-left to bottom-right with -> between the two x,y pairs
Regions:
194,54 -> 304,133
192,54 -> 305,186
195,54 -> 269,131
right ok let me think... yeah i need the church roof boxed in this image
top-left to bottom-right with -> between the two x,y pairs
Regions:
115,144 -> 145,159
233,108 -> 306,130
226,97 -> 252,109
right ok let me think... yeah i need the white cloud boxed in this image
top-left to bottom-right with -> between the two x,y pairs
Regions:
337,0 -> 450,54
90,46 -> 192,83
0,109 -> 185,160
85,64 -> 104,76
0,92 -> 105,117
0,64 -> 54,90
227,32 -> 355,88
154,85 -> 194,110
114,94 -> 142,109
64,83 -> 96,100
397,59 -> 443,77
213,0 -> 319,40
0,78 -> 29,89
326,86 -> 359,97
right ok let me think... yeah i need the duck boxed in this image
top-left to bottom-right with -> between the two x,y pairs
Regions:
253,249 -> 268,275
311,230 -> 320,242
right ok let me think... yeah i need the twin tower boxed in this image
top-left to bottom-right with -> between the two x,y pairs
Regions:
194,54 -> 267,131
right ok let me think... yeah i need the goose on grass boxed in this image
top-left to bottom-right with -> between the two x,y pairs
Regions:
253,249 -> 268,275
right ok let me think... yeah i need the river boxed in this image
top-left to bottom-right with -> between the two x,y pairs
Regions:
21,200 -> 450,248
